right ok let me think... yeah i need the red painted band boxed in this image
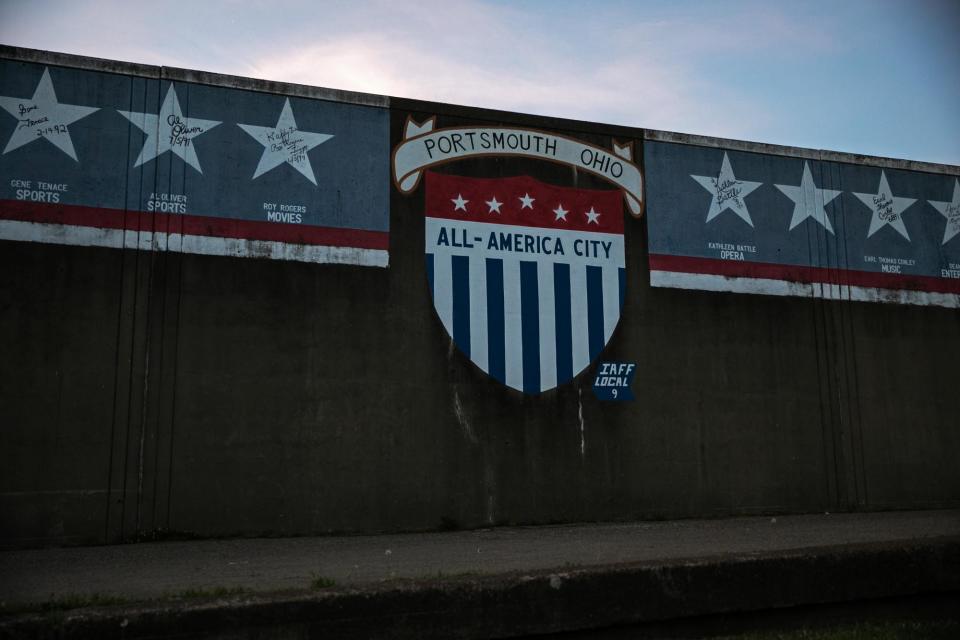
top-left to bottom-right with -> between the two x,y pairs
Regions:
425,171 -> 625,234
0,200 -> 390,250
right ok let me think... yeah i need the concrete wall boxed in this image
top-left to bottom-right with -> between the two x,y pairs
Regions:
1,47 -> 958,548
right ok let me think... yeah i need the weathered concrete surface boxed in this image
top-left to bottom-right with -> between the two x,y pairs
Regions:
2,509 -> 958,605
5,549 -> 958,640
1,47 -> 960,549
1,511 -> 959,639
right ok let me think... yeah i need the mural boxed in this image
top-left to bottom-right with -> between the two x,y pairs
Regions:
394,117 -> 639,394
644,141 -> 960,308
0,61 -> 390,266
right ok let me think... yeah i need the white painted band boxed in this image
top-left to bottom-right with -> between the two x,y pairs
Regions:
650,270 -> 960,309
0,220 -> 389,268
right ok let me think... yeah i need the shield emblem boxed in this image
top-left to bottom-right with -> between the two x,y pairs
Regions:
425,171 -> 625,394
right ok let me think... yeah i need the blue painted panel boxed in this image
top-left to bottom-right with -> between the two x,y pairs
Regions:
0,59 -> 389,265
644,140 -> 960,306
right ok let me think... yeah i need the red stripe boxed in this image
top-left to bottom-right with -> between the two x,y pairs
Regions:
649,254 -> 960,295
0,200 -> 389,250
425,171 -> 624,234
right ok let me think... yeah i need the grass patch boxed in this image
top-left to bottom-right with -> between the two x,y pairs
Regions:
1,586 -> 252,617
164,586 -> 249,600
0,593 -> 131,616
719,619 -> 960,640
309,574 -> 336,590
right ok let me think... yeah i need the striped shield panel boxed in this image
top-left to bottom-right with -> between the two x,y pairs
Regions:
425,171 -> 625,394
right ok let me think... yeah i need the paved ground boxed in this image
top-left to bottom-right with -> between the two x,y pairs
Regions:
3,509 -> 959,606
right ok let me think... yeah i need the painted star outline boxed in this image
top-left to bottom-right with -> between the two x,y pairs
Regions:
930,179 -> 960,245
237,98 -> 333,185
117,84 -> 222,173
852,171 -> 916,241
0,67 -> 99,161
774,162 -> 842,234
690,152 -> 762,227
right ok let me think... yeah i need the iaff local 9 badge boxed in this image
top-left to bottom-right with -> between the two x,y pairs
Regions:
592,362 -> 636,401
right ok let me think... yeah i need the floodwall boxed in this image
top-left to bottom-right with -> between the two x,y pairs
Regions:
1,46 -> 958,548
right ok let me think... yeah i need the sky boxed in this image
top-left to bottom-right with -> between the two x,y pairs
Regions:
1,0 -> 957,165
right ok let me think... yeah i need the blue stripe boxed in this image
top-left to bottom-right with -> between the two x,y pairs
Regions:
486,258 -> 505,384
553,263 -> 572,385
451,255 -> 470,358
619,267 -> 625,311
586,265 -> 604,360
426,253 -> 434,297
520,261 -> 540,394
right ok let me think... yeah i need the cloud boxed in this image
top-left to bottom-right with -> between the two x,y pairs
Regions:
0,0 -> 818,141
242,1 -> 779,140
2,0 -> 955,162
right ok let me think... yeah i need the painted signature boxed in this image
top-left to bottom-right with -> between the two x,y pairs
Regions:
713,177 -> 743,209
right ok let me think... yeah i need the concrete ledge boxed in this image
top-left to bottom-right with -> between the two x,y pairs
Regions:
7,45 -> 956,174
159,65 -> 390,108
644,128 -> 960,176
3,536 -> 958,639
0,44 -> 160,78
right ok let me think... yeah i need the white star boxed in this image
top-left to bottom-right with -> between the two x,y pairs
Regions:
451,193 -> 469,211
519,193 -> 535,209
0,67 -> 99,161
690,152 -> 762,227
553,204 -> 568,221
930,179 -> 960,245
585,207 -> 601,225
775,162 -> 842,234
237,98 -> 333,186
118,84 -> 221,173
852,171 -> 915,241
485,196 -> 502,213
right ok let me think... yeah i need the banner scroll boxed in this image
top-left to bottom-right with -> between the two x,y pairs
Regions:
392,117 -> 644,217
